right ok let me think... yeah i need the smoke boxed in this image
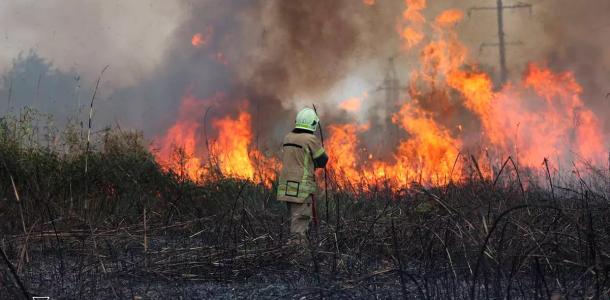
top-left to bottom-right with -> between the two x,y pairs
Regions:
229,1 -> 397,106
535,0 -> 610,128
0,0 -> 183,86
1,0 -> 610,146
99,0 -> 404,142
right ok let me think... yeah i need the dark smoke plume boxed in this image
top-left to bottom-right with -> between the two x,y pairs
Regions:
100,0 -> 400,143
2,0 -> 610,146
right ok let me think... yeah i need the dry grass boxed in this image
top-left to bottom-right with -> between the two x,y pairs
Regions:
0,112 -> 609,299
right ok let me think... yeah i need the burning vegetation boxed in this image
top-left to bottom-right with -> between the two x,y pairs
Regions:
154,0 -> 605,191
1,0 -> 610,299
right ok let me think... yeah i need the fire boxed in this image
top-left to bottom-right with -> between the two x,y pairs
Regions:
155,94 -> 206,180
518,63 -> 604,166
388,103 -> 462,184
323,1 -> 606,189
434,9 -> 463,27
402,0 -> 426,23
339,96 -> 362,112
399,0 -> 426,49
157,1 -> 606,192
371,103 -> 461,186
212,111 -> 255,179
400,27 -> 424,50
191,27 -> 213,47
191,33 -> 204,47
154,94 -> 277,186
327,123 -> 369,186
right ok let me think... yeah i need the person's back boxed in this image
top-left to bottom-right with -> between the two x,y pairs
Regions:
276,108 -> 328,238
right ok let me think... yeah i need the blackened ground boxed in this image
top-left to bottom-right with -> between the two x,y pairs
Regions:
0,127 -> 608,299
1,178 -> 609,299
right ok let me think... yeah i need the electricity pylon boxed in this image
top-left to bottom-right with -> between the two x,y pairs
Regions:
469,0 -> 532,85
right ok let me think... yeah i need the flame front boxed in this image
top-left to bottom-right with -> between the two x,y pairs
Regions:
324,1 -> 606,188
154,95 -> 277,186
158,1 -> 606,191
155,94 -> 205,180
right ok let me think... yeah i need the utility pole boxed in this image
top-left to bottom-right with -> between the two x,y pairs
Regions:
373,57 -> 408,121
496,0 -> 507,84
469,0 -> 531,85
381,57 -> 400,111
369,57 -> 408,158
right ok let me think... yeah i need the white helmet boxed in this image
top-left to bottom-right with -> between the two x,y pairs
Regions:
294,108 -> 319,132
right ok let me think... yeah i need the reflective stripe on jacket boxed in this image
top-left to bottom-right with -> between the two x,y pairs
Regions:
276,131 -> 325,203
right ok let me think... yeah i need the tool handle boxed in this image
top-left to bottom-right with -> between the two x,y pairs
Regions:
312,104 -> 325,147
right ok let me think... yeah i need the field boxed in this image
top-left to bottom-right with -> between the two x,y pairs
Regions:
1,113 -> 609,299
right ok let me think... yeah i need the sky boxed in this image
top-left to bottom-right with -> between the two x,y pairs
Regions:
0,0 -> 184,87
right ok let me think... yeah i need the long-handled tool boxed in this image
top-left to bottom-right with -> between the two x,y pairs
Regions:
312,104 -> 328,225
311,194 -> 318,226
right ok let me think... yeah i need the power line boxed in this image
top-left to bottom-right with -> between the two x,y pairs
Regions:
469,0 -> 532,85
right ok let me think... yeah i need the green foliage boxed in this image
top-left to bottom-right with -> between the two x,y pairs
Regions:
0,110 -> 182,231
0,108 -> 283,233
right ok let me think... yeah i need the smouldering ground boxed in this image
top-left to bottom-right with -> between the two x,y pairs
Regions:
2,179 -> 609,299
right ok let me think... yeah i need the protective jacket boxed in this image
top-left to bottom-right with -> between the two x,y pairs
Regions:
277,129 -> 328,203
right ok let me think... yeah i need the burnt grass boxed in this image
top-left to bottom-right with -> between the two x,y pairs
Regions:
1,127 -> 610,299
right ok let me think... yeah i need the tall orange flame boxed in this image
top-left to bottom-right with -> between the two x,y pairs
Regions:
159,2 -> 606,191
154,94 -> 277,186
399,0 -> 426,49
155,94 -> 205,180
324,4 -> 606,189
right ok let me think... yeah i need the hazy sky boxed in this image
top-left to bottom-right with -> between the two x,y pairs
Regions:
0,0 -> 184,87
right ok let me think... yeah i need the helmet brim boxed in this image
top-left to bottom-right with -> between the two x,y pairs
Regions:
295,124 -> 316,131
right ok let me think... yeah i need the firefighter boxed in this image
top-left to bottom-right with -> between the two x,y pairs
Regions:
276,108 -> 329,239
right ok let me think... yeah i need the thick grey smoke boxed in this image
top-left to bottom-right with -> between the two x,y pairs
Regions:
100,0 -> 402,142
535,0 -> 610,130
229,1 -> 397,105
1,0 -> 609,145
